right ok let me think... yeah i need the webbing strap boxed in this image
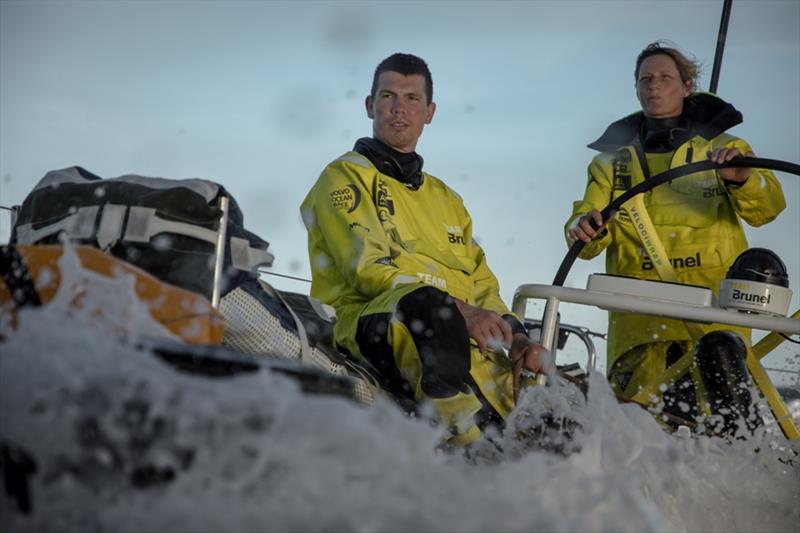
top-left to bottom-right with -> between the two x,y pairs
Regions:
230,236 -> 274,270
15,206 -> 100,243
624,195 -> 706,340
96,205 -> 127,249
623,195 -> 711,416
259,280 -> 312,365
124,206 -> 219,244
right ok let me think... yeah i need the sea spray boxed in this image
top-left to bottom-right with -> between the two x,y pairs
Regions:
1,253 -> 798,532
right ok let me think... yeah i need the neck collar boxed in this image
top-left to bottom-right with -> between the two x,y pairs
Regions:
353,137 -> 425,189
587,93 -> 743,153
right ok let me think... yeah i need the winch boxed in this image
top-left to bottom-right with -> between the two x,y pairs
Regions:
719,248 -> 792,316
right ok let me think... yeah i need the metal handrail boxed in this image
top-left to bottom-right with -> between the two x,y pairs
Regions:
524,318 -> 602,371
513,283 -> 800,336
210,196 -> 230,309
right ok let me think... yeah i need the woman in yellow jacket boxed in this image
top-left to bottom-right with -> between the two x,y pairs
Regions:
565,42 -> 785,432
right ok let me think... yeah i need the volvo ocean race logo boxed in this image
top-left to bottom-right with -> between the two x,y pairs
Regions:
329,184 -> 361,213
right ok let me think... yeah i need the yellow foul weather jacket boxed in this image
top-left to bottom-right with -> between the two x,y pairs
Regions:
302,148 -> 512,350
565,93 -> 786,370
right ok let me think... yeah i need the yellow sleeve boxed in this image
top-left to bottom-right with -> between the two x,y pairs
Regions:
304,160 -> 418,299
444,197 -> 512,317
719,138 -> 786,227
564,156 -> 614,259
470,241 -> 512,316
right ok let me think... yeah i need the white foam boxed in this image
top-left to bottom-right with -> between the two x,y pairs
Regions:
1,251 -> 798,532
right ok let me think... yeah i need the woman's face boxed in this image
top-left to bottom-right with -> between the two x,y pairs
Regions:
636,54 -> 691,118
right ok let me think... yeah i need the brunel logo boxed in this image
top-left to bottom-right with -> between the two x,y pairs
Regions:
444,224 -> 466,245
702,186 -> 725,198
642,252 -> 701,270
448,233 -> 466,245
731,289 -> 771,305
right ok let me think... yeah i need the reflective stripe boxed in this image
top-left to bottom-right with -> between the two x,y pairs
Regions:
123,206 -> 156,242
124,206 -> 219,244
15,205 -> 100,243
391,274 -> 418,288
96,204 -> 127,249
17,203 -> 269,272
230,236 -> 274,271
336,153 -> 372,169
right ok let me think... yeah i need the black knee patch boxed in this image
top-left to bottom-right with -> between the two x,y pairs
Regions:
356,312 -> 415,405
357,287 -> 504,428
694,330 -> 757,434
396,286 -> 471,399
663,342 -> 699,421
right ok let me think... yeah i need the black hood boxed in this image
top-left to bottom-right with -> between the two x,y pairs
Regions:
353,137 -> 425,189
587,93 -> 743,152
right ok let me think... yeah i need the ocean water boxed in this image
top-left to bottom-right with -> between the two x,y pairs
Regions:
1,246 -> 798,532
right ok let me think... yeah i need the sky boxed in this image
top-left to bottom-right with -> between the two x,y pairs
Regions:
1,0 -> 798,380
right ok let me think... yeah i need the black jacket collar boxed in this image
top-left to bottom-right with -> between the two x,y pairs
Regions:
353,137 -> 424,189
587,93 -> 743,153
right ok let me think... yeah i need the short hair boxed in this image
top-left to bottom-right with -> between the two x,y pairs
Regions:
371,53 -> 433,104
635,41 -> 702,92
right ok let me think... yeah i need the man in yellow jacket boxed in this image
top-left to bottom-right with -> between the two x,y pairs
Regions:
566,42 -> 785,432
302,53 -> 549,445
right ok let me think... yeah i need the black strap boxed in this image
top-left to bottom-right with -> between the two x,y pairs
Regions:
0,246 -> 42,308
632,139 -> 651,181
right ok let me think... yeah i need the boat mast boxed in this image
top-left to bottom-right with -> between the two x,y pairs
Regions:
709,0 -> 733,94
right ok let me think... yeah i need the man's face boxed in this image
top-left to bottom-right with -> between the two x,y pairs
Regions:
636,54 -> 691,119
366,71 -> 436,153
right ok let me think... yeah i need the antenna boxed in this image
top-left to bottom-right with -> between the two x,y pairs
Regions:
709,0 -> 733,94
